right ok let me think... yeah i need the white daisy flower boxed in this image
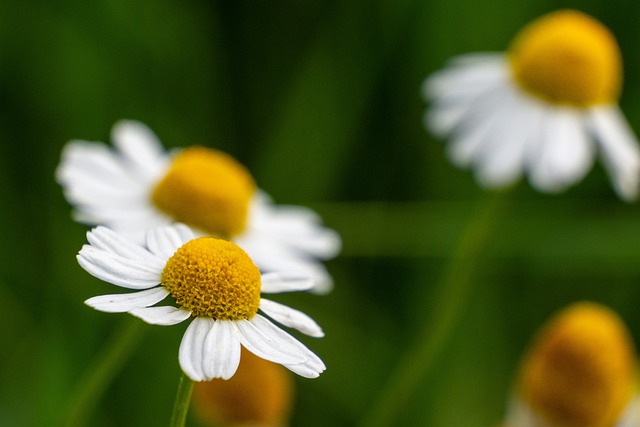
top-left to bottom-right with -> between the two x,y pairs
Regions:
57,120 -> 340,293
424,9 -> 640,200
78,223 -> 326,381
503,302 -> 639,427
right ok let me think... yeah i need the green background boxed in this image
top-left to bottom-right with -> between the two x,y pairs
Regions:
2,0 -> 640,426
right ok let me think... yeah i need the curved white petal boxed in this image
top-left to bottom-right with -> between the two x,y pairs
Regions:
528,107 -> 594,193
234,316 -> 306,365
129,306 -> 191,325
85,287 -> 169,313
259,298 -> 324,337
111,120 -> 170,181
202,320 -> 241,380
179,317 -> 214,381
260,272 -> 315,293
146,224 -> 195,259
589,106 -> 640,201
237,314 -> 325,378
77,246 -> 161,289
86,226 -> 163,265
282,358 -> 326,379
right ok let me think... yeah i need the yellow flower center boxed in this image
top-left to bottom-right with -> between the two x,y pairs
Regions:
162,237 -> 261,320
151,147 -> 256,238
509,10 -> 622,107
518,302 -> 635,427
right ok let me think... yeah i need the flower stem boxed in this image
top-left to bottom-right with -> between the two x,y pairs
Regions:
170,372 -> 194,427
62,318 -> 144,427
360,191 -> 509,427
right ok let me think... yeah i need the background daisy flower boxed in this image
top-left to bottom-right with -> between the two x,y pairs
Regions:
503,302 -> 640,427
57,120 -> 341,293
77,224 -> 326,381
424,9 -> 640,200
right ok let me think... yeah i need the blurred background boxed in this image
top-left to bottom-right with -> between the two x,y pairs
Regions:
3,0 -> 640,426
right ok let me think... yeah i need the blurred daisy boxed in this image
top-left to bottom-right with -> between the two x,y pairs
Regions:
192,348 -> 294,427
78,224 -> 326,381
424,10 -> 640,200
57,120 -> 340,293
503,302 -> 640,427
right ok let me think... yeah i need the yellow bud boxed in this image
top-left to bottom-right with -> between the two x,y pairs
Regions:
192,348 -> 294,427
509,10 -> 621,107
516,302 -> 636,427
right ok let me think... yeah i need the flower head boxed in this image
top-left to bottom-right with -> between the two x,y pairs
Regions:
504,302 -> 640,427
192,348 -> 294,427
78,224 -> 325,381
57,120 -> 340,292
424,9 -> 640,200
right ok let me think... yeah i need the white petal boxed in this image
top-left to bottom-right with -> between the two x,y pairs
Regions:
111,120 -> 170,180
528,108 -> 594,192
260,272 -> 315,293
56,141 -> 143,193
472,88 -> 542,187
445,84 -> 514,169
202,320 -> 241,380
234,316 -> 306,365
87,226 -> 163,265
77,246 -> 161,289
179,317 -> 214,381
247,315 -> 325,378
84,287 -> 169,312
146,224 -> 195,259
282,358 -> 326,378
259,298 -> 324,337
129,306 -> 191,325
237,315 -> 325,378
425,55 -> 508,137
242,239 -> 333,294
589,106 -> 640,200
617,396 -> 640,427
245,194 -> 341,259
424,53 -> 506,102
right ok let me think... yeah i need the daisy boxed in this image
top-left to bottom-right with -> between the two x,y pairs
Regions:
504,302 -> 640,427
57,120 -> 340,293
77,223 -> 326,381
424,9 -> 640,200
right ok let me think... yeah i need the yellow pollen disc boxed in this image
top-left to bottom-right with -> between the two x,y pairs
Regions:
508,10 -> 622,107
162,237 -> 261,320
517,302 -> 636,427
192,348 -> 293,426
152,147 -> 256,238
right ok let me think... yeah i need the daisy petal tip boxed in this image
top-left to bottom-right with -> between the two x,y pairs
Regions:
84,296 -> 105,310
310,329 -> 325,338
83,297 -> 99,310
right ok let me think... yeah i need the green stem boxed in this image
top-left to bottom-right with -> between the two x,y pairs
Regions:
360,191 -> 509,427
169,372 -> 194,427
62,318 -> 145,427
